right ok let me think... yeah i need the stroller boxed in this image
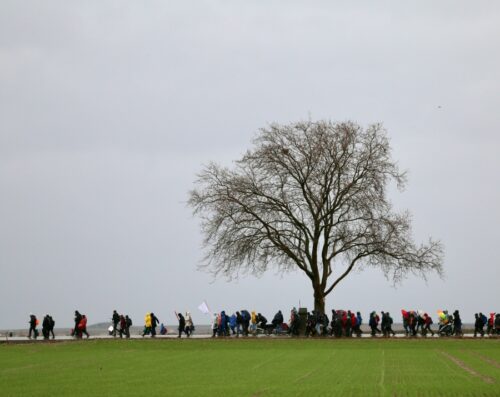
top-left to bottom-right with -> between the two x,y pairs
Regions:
438,311 -> 453,336
274,323 -> 289,335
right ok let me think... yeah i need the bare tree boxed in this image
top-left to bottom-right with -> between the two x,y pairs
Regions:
189,120 -> 443,313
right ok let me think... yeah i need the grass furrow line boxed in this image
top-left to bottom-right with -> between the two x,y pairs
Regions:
439,350 -> 495,384
252,352 -> 285,370
465,350 -> 500,370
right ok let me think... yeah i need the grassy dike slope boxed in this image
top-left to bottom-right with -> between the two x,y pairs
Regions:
1,339 -> 499,397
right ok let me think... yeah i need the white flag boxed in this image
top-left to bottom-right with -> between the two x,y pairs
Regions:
198,301 -> 210,315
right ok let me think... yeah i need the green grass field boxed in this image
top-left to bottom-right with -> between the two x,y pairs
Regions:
1,339 -> 499,397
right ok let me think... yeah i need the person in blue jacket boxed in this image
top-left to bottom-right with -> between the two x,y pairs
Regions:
229,313 -> 237,335
219,311 -> 228,336
353,312 -> 363,337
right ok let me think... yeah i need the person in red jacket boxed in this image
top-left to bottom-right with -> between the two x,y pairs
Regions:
423,313 -> 434,336
341,311 -> 348,336
487,313 -> 495,335
78,315 -> 90,338
350,312 -> 357,336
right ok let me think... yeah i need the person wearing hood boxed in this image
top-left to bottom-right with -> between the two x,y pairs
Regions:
211,313 -> 219,338
487,313 -> 495,335
354,312 -> 363,337
229,313 -> 237,335
42,315 -> 51,339
385,313 -> 396,337
124,315 -> 132,338
256,313 -> 267,329
111,310 -> 120,337
453,310 -> 462,336
240,310 -> 250,336
79,315 -> 89,338
289,308 -> 300,336
73,311 -> 82,338
28,314 -> 38,339
345,311 -> 352,337
48,316 -> 55,339
474,313 -> 485,337
177,312 -> 186,338
381,312 -> 388,337
272,310 -> 284,334
423,313 -> 434,336
250,311 -> 257,334
150,312 -> 159,337
330,310 -> 340,337
236,312 -> 243,336
369,312 -> 381,337
219,311 -> 228,336
408,311 -> 417,336
185,312 -> 194,337
118,315 -> 127,338
143,313 -> 152,337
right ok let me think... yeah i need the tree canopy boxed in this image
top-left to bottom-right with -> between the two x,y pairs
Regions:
189,120 -> 443,312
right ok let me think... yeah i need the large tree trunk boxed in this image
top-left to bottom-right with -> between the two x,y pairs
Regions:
313,285 -> 325,314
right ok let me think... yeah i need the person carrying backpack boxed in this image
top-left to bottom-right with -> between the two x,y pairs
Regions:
480,313 -> 487,327
241,310 -> 250,336
474,313 -> 485,337
423,313 -> 434,336
124,315 -> 132,338
385,313 -> 396,337
369,312 -> 380,337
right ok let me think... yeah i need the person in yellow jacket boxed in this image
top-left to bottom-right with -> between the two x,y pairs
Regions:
250,311 -> 257,334
142,313 -> 152,337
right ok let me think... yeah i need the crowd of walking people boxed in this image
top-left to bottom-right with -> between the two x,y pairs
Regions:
25,309 -> 500,339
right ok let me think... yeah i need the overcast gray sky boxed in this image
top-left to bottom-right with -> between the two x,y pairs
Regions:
1,1 -> 499,329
